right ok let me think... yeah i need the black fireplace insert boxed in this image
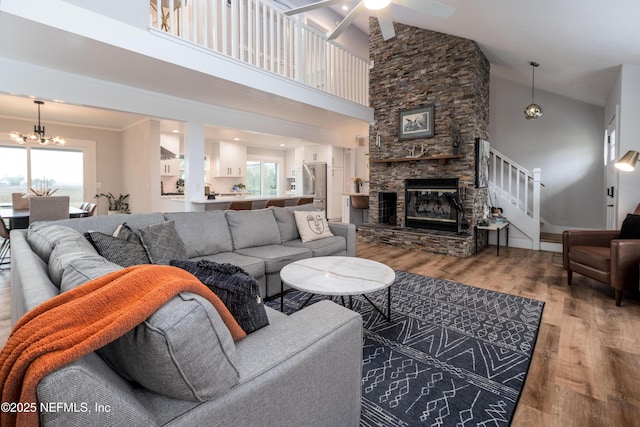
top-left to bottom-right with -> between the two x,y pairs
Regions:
405,178 -> 459,232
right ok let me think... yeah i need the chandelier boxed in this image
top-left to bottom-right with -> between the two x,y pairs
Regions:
9,100 -> 65,146
524,62 -> 542,120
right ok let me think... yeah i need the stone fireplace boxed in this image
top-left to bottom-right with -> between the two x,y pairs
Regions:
358,20 -> 490,257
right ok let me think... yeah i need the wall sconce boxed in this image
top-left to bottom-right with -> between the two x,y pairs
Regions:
615,150 -> 639,172
376,133 -> 381,149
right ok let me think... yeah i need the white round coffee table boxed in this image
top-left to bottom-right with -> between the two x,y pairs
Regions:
279,256 -> 396,320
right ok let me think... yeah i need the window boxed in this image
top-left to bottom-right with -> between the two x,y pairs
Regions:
31,148 -> 84,206
0,141 -> 95,208
246,161 -> 278,196
0,146 -> 27,205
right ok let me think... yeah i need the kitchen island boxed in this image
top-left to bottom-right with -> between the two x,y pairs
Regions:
188,194 -> 311,211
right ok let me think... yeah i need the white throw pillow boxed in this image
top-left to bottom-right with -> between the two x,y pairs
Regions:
294,210 -> 334,243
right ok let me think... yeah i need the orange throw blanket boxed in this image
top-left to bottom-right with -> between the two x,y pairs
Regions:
0,264 -> 246,427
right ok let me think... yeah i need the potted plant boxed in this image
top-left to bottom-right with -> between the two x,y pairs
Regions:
352,176 -> 363,193
95,193 -> 130,214
232,183 -> 246,192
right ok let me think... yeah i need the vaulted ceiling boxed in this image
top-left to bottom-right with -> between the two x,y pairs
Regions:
290,0 -> 640,107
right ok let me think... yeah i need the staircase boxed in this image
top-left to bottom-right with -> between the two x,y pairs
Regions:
488,148 -> 543,250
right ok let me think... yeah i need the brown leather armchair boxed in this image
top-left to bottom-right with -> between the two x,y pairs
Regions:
563,207 -> 640,306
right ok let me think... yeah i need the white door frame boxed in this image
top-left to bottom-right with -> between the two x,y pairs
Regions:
605,108 -> 619,230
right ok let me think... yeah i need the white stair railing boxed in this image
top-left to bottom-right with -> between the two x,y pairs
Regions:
488,148 -> 542,249
149,0 -> 369,106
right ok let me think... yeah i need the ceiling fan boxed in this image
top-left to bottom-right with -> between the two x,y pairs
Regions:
284,0 -> 455,41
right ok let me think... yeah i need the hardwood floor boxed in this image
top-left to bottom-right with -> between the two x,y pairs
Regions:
1,240 -> 639,426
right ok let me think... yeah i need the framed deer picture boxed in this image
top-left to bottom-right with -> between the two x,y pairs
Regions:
398,105 -> 434,140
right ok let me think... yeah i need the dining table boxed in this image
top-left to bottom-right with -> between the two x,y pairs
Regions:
0,206 -> 88,230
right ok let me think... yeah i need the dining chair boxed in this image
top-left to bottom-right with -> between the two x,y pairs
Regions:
12,193 -> 29,210
0,216 -> 10,268
228,200 -> 253,210
265,199 -> 286,208
85,202 -> 97,217
29,196 -> 70,224
80,202 -> 90,211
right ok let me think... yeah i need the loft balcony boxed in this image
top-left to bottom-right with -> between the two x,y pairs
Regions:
150,0 -> 370,107
0,0 -> 373,127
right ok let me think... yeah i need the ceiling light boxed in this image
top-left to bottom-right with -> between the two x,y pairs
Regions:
172,129 -> 180,133
615,150 -> 639,172
234,137 -> 240,141
363,0 -> 390,11
524,61 -> 542,120
342,5 -> 349,11
9,100 -> 65,146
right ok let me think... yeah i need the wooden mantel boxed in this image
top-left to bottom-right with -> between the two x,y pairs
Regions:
371,154 -> 463,166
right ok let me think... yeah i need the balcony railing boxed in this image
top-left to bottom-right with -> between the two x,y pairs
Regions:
150,0 -> 369,106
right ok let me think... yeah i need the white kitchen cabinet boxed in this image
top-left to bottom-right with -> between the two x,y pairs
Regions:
329,146 -> 344,167
161,159 -> 181,176
160,197 -> 184,213
327,166 -> 344,220
213,141 -> 246,177
304,145 -> 327,163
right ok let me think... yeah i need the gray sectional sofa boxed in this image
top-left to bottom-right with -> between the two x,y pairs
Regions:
9,206 -> 362,426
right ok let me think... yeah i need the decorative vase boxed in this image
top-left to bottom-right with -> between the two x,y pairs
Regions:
355,183 -> 360,193
453,145 -> 460,155
108,210 -> 118,215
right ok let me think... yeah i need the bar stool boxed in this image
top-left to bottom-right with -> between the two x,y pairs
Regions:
350,195 -> 369,226
265,199 -> 286,208
296,197 -> 314,206
228,200 -> 253,210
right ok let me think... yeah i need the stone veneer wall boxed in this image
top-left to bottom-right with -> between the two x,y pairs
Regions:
361,20 -> 490,257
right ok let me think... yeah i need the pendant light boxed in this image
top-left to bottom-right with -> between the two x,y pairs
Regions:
524,62 -> 542,120
9,100 -> 65,146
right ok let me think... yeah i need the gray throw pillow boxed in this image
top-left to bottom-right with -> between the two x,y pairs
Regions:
272,204 -> 318,242
96,292 -> 239,401
137,220 -> 187,265
170,259 -> 269,334
27,224 -> 83,263
85,231 -> 150,267
60,256 -> 123,292
47,234 -> 101,288
225,208 -> 281,249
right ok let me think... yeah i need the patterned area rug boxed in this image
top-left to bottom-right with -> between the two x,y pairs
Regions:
267,270 -> 544,426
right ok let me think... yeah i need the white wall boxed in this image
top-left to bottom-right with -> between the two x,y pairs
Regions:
121,120 -> 156,214
612,65 -> 640,223
489,76 -> 605,229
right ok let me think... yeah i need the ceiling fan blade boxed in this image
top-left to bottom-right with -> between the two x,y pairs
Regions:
284,0 -> 345,17
376,10 -> 396,41
393,0 -> 455,19
327,1 -> 366,41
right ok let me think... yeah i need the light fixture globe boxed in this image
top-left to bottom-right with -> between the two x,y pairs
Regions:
524,61 -> 542,120
363,0 -> 391,11
524,103 -> 543,120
